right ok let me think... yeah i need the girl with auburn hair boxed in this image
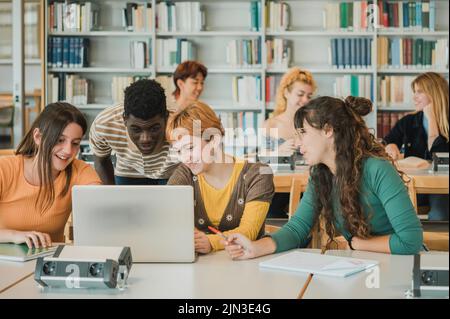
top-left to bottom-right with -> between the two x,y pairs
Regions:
224,96 -> 423,259
384,72 -> 449,220
167,101 -> 274,255
0,103 -> 101,248
172,60 -> 208,112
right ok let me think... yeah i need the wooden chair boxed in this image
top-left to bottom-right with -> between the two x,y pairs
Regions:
407,178 -> 449,251
0,93 -> 14,142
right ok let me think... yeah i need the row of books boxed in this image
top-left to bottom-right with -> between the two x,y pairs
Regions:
47,73 -> 90,105
266,1 -> 290,32
112,76 -> 151,104
323,1 -> 371,31
0,2 -> 40,59
265,76 -> 282,103
218,112 -> 262,139
333,75 -> 373,101
323,1 -> 437,31
377,111 -> 410,139
249,1 -> 262,32
226,39 -> 262,67
329,38 -> 373,69
48,37 -> 89,68
156,39 -> 196,67
266,39 -> 291,68
378,75 -> 415,106
130,40 -> 151,69
122,2 -> 153,32
156,1 -> 204,32
231,76 -> 262,107
375,0 -> 436,30
377,37 -> 448,68
48,1 -> 99,32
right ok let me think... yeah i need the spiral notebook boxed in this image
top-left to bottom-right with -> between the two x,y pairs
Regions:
259,251 -> 379,278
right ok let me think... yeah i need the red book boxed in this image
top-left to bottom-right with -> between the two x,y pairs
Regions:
377,112 -> 383,138
390,112 -> 400,129
361,1 -> 368,29
265,77 -> 271,103
382,112 -> 391,138
393,3 -> 399,28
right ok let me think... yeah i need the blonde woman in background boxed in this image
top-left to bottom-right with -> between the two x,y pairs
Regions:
262,67 -> 317,155
383,72 -> 449,220
262,68 -> 317,218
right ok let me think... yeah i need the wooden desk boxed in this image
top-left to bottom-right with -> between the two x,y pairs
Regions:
0,250 -> 317,299
273,168 -> 449,195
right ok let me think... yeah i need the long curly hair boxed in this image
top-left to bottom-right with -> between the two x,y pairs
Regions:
273,67 -> 317,116
294,96 -> 406,244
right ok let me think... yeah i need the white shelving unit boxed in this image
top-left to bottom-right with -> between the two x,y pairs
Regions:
42,0 -> 449,137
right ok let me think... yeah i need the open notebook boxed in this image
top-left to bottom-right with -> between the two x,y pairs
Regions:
259,251 -> 379,278
0,243 -> 57,262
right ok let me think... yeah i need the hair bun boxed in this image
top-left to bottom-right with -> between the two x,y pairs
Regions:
344,96 -> 372,116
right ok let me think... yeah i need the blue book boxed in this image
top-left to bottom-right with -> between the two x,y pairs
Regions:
366,38 -> 372,67
429,0 -> 435,31
256,1 -> 261,31
416,1 -> 422,28
344,38 -> 350,69
56,37 -> 62,68
69,37 -> 75,68
360,37 -> 366,68
48,37 -> 53,67
403,2 -> 409,28
337,38 -> 344,69
356,38 -> 361,68
62,37 -> 69,68
350,38 -> 357,68
81,38 -> 89,67
391,38 -> 400,67
250,1 -> 257,31
330,38 -> 338,67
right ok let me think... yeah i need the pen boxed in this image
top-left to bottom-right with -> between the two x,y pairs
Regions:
207,226 -> 228,241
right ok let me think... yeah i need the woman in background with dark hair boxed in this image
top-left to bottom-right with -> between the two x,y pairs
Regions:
224,96 -> 423,258
172,60 -> 208,112
0,102 -> 101,248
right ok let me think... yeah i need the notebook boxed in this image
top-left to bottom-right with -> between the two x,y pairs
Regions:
259,251 -> 379,278
0,243 -> 57,262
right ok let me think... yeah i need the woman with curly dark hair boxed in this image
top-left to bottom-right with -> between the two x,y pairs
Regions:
224,96 -> 423,257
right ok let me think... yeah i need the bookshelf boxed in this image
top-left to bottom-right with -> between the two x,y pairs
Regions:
42,0 -> 449,145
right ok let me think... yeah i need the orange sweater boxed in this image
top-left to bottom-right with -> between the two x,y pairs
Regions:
0,155 -> 101,242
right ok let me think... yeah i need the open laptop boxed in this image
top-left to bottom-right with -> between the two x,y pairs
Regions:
72,185 -> 195,263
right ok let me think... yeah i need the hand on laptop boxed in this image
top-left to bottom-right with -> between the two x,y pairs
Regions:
194,229 -> 212,254
10,230 -> 52,249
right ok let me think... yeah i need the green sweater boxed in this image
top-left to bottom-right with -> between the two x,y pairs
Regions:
271,157 -> 424,255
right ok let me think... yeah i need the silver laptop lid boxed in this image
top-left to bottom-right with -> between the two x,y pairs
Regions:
72,185 -> 195,263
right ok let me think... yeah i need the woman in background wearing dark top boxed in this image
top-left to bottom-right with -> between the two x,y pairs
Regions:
383,72 -> 449,220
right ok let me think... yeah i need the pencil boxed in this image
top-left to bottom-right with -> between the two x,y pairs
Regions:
207,226 -> 228,240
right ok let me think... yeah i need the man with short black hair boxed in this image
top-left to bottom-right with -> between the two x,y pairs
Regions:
89,79 -> 178,185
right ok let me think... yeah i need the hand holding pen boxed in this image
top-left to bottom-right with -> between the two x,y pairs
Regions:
208,226 -> 257,260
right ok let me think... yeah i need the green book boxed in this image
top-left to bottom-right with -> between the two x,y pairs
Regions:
340,2 -> 348,29
416,39 -> 423,66
412,39 -> 417,66
351,75 -> 359,96
347,2 -> 353,31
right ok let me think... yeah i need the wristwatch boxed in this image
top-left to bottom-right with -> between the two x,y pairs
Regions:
348,236 -> 355,250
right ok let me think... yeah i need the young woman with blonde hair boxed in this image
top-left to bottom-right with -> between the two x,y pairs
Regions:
383,72 -> 449,220
262,67 -> 317,155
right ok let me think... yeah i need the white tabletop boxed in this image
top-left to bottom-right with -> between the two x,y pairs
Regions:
0,250 -> 317,299
303,250 -> 449,299
0,259 -> 36,293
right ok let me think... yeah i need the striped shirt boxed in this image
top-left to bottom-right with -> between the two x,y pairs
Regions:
89,104 -> 179,179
